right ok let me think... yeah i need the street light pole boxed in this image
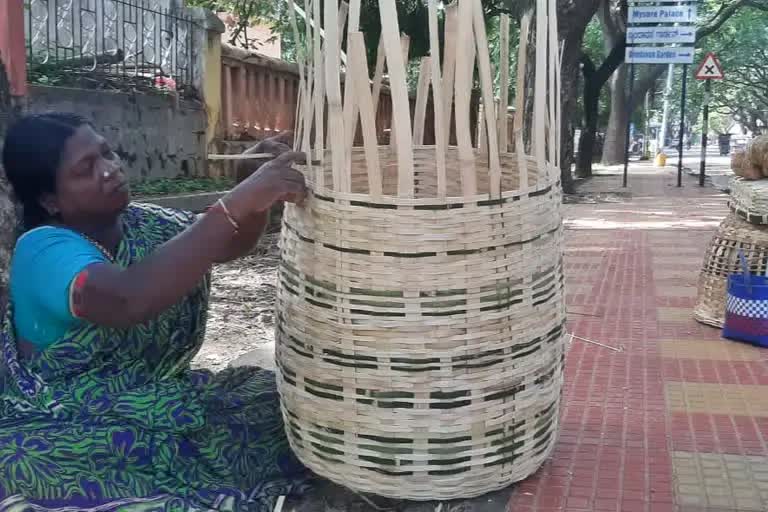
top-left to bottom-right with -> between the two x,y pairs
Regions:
677,65 -> 689,188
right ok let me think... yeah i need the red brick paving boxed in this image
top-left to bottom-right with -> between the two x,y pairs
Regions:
507,168 -> 768,511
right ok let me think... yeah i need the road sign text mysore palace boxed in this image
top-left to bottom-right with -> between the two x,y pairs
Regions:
628,5 -> 698,24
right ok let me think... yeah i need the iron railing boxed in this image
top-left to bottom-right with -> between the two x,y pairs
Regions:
25,0 -> 197,93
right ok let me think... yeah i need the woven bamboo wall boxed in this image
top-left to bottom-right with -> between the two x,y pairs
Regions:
276,0 -> 565,500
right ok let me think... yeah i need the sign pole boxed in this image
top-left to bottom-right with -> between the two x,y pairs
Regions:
699,79 -> 711,187
677,64 -> 688,188
694,52 -> 725,186
623,63 -> 636,188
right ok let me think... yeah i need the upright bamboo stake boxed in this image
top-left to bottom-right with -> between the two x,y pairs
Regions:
533,3 -> 547,174
371,35 -> 386,119
472,1 -> 501,197
288,0 -> 306,151
413,57 -> 432,146
379,0 -> 414,197
441,3 -> 458,148
547,0 -> 558,179
427,0 -> 447,198
301,0 -> 315,157
497,15 -> 510,153
338,1 -> 350,38
343,0 -> 362,174
325,0 -> 347,192
514,13 -> 531,191
349,32 -> 382,199
455,0 -> 476,196
389,36 -> 411,150
312,0 -> 325,189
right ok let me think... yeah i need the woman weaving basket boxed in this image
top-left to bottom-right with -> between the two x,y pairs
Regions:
0,113 -> 312,510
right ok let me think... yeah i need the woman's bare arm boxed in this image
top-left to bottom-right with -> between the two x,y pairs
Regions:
71,152 -> 306,328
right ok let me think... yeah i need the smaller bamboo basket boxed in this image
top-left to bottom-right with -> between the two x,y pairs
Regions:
729,177 -> 768,225
694,214 -> 768,328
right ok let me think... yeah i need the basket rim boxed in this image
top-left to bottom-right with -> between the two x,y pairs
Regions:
299,179 -> 562,207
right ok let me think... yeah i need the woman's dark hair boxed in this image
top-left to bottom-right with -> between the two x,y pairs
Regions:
2,112 -> 91,228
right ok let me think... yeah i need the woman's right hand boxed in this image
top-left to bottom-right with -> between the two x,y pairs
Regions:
225,151 -> 308,220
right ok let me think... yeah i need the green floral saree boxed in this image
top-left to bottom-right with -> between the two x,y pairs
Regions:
0,203 -> 311,511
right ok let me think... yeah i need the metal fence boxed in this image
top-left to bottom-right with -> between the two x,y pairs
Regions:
25,0 -> 196,92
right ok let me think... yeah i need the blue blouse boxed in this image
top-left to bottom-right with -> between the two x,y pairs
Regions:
10,226 -> 108,349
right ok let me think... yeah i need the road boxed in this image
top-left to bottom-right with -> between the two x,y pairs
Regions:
660,145 -> 733,190
663,145 -> 732,172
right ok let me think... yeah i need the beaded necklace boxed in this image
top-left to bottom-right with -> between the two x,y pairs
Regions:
76,231 -> 116,264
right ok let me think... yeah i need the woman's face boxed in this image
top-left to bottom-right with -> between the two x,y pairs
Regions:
43,124 -> 130,225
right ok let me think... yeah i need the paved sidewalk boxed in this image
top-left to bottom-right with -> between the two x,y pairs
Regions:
508,164 -> 768,512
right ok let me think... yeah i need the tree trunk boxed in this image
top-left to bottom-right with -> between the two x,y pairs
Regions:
558,36 -> 581,192
576,65 -> 601,177
601,62 -> 629,165
0,59 -> 20,312
555,0 -> 602,193
576,110 -> 598,177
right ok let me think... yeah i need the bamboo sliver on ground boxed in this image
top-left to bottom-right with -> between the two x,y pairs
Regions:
277,0 -> 565,500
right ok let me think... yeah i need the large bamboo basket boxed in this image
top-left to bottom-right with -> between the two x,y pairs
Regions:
276,0 -> 565,500
694,214 -> 768,328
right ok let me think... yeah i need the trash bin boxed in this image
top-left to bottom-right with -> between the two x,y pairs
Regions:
719,134 -> 732,156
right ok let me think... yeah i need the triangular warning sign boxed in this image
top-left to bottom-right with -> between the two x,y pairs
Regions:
695,52 -> 724,80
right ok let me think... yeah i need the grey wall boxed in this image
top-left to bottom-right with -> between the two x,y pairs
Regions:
26,85 -> 208,180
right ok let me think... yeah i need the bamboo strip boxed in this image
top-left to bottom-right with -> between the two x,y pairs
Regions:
477,102 -> 487,152
379,0 -> 414,197
349,32 -> 382,199
472,1 -> 501,198
338,1 -> 350,40
290,1 -> 348,66
324,0 -> 346,192
514,13 -> 531,191
533,2 -> 547,175
389,36 -> 411,150
455,0 -> 476,196
301,0 -> 314,156
556,28 -> 564,169
441,3 -> 458,147
343,0 -> 363,174
427,0 -> 447,198
413,57 -> 431,146
498,15 -> 510,153
547,0 -> 558,179
208,153 -> 274,160
312,0 -> 325,186
371,35 -> 386,119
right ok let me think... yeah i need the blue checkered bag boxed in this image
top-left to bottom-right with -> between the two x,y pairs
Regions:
723,251 -> 768,347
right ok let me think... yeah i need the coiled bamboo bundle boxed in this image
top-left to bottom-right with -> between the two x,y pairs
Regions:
276,0 -> 565,500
